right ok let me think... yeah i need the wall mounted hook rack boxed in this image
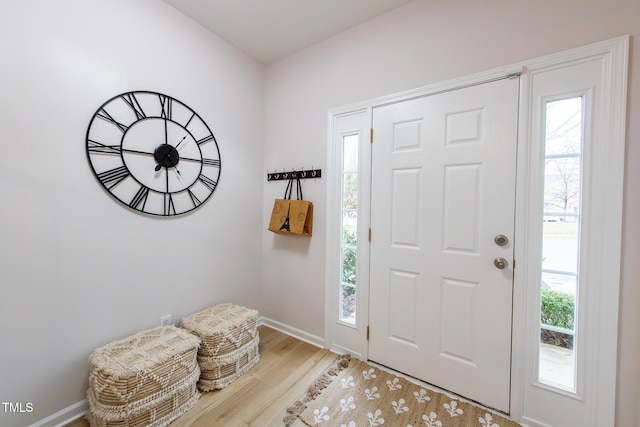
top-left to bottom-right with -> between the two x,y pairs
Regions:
267,168 -> 322,181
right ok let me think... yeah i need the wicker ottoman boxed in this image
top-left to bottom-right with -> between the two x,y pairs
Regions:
181,303 -> 260,391
86,326 -> 201,427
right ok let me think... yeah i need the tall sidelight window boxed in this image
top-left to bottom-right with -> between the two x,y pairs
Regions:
538,96 -> 582,391
339,134 -> 359,325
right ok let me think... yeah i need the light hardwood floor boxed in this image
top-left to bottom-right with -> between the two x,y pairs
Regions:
65,326 -> 337,427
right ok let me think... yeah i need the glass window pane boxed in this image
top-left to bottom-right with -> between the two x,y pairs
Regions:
341,247 -> 357,285
542,222 -> 578,273
543,156 -> 581,217
538,97 -> 582,392
544,97 -> 582,156
343,173 -> 358,209
342,224 -> 358,249
340,284 -> 356,323
339,133 -> 359,325
541,270 -> 576,296
343,135 -> 359,171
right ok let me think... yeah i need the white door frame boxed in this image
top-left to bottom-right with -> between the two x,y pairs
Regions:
325,36 -> 628,425
511,37 -> 628,426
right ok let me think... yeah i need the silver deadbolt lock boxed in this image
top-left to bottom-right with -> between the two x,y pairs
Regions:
494,235 -> 509,246
494,257 -> 508,269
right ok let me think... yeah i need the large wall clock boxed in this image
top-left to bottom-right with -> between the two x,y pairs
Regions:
86,90 -> 221,216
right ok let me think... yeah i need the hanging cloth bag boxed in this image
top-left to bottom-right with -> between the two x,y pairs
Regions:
268,175 -> 313,236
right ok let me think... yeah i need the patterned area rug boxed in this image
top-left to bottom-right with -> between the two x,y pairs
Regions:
285,355 -> 521,427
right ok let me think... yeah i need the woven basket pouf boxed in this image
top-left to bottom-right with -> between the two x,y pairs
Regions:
86,326 -> 201,427
181,303 -> 259,391
197,333 -> 260,390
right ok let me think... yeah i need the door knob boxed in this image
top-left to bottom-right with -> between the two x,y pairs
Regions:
494,235 -> 509,246
494,257 -> 508,269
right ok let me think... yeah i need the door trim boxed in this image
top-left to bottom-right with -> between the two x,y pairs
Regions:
325,66 -> 521,360
511,36 -> 628,426
326,35 -> 628,425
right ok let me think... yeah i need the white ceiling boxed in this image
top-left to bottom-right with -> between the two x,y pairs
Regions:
161,0 -> 415,64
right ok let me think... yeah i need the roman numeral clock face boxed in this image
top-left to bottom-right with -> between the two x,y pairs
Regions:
86,91 -> 221,216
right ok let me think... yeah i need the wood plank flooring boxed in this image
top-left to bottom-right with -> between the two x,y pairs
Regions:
64,326 -> 337,427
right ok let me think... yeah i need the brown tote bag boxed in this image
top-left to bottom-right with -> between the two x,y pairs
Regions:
268,175 -> 313,236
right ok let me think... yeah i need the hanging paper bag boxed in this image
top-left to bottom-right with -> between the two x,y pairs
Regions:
268,175 -> 313,236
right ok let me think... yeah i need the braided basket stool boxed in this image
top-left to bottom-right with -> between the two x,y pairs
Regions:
181,303 -> 260,391
86,326 -> 200,427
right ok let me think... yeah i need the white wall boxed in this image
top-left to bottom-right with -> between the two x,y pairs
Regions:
0,0 -> 264,425
261,0 -> 640,425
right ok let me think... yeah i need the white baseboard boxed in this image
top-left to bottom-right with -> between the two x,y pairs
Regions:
29,399 -> 88,427
329,343 -> 362,360
31,317 -> 324,427
258,316 -> 325,348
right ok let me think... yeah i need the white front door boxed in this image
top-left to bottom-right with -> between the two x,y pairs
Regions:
369,77 -> 519,412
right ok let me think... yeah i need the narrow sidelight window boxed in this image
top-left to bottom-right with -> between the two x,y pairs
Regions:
538,96 -> 582,391
339,134 -> 359,325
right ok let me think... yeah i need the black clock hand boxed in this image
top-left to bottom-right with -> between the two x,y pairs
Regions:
169,136 -> 187,177
174,134 -> 188,149
122,148 -> 153,156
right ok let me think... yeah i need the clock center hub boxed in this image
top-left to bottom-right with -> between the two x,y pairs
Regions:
154,144 -> 180,168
